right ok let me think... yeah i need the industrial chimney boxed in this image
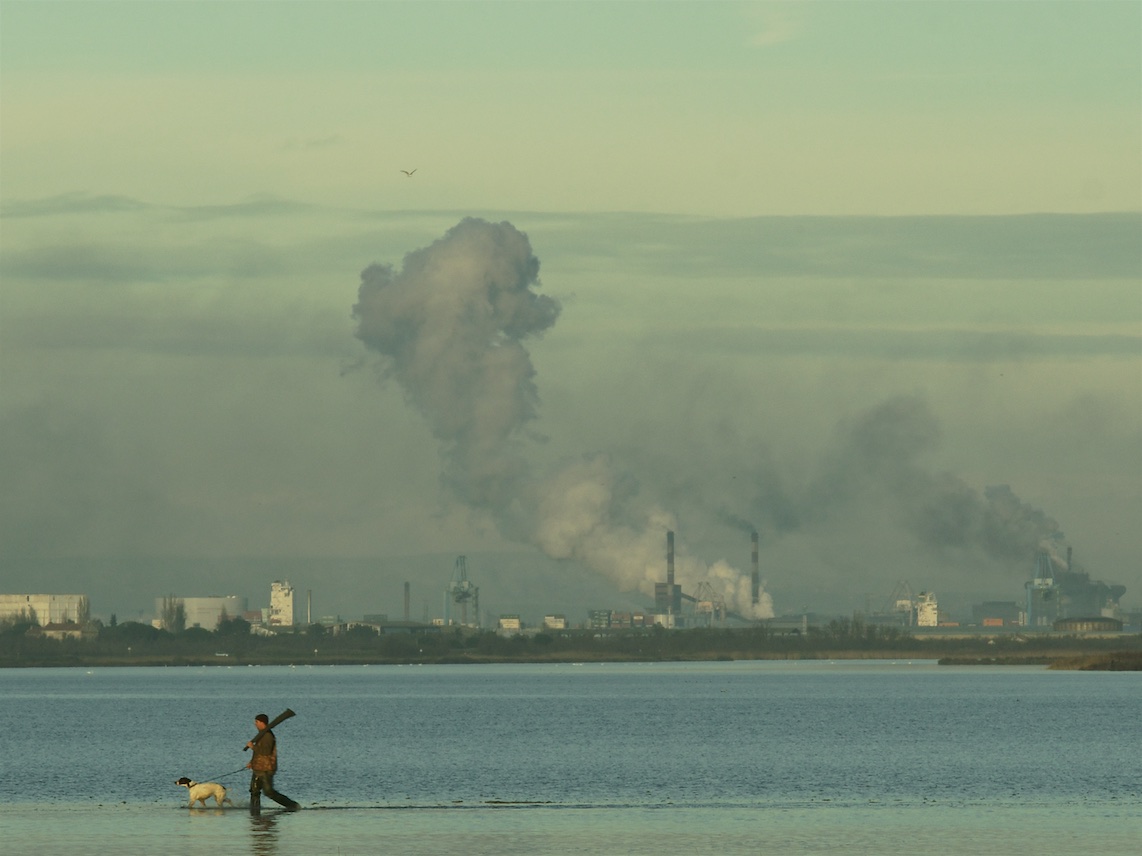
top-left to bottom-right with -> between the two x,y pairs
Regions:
655,530 -> 682,619
404,581 -> 410,622
751,531 -> 760,606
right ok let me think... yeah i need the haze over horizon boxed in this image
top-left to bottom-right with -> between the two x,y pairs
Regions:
2,2 -> 1139,625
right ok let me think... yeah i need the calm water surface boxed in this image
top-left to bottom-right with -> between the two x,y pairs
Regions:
0,661 -> 1138,855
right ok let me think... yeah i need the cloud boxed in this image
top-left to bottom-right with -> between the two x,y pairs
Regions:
0,193 -> 150,218
534,213 -> 1142,280
639,327 -> 1141,362
0,235 -> 306,286
0,192 -> 317,223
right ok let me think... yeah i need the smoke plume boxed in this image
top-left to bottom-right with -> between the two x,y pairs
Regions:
831,396 -> 1063,565
353,218 -> 558,509
730,394 -> 1065,572
353,218 -> 774,618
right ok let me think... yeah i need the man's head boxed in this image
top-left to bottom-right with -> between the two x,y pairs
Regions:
255,713 -> 269,730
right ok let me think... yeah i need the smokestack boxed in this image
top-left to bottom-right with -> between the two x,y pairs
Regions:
404,581 -> 410,622
751,531 -> 760,606
307,589 -> 312,625
1066,546 -> 1072,573
667,530 -> 675,585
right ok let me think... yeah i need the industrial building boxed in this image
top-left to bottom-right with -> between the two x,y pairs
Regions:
154,595 -> 247,630
0,594 -> 89,626
269,581 -> 294,627
1025,548 -> 1125,628
588,609 -> 652,630
543,614 -> 567,630
864,582 -> 931,627
1053,616 -> 1122,633
497,614 -> 522,635
972,601 -> 1022,627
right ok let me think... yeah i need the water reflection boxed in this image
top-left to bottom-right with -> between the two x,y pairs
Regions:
247,811 -> 280,856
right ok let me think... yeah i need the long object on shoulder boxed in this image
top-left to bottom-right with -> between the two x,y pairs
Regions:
244,708 -> 296,751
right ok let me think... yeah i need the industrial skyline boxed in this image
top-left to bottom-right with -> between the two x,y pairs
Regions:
3,531 -> 1131,634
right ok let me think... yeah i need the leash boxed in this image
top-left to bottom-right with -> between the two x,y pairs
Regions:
201,766 -> 249,781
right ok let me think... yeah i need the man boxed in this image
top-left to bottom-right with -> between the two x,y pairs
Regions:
246,713 -> 300,812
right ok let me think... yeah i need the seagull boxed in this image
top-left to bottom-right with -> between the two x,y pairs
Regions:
400,168 -> 417,176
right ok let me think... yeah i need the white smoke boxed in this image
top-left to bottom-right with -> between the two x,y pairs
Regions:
353,218 -> 775,618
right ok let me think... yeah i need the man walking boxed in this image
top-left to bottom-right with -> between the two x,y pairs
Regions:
246,712 -> 300,812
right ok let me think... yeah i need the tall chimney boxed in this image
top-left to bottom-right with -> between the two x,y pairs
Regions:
751,531 -> 760,606
1066,546 -> 1072,573
667,530 -> 675,586
403,581 -> 411,622
307,589 -> 312,625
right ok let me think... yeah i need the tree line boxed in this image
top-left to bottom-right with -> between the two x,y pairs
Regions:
1,613 -> 1138,667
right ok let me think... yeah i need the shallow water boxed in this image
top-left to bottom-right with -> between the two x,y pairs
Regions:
1,661 -> 1138,855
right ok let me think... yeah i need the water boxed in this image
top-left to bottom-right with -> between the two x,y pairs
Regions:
1,661 -> 1138,855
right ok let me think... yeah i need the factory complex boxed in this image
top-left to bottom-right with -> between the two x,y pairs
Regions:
3,532 -> 1137,638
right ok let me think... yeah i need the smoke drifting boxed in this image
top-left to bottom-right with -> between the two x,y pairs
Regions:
827,396 -> 1064,565
352,218 -> 775,618
353,220 -> 1064,618
731,394 -> 1065,572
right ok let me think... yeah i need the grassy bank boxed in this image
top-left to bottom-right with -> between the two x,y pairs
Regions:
1047,651 -> 1142,670
3,619 -> 1140,668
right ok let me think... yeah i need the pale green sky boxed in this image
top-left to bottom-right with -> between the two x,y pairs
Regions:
2,0 -> 1139,216
0,2 -> 1139,621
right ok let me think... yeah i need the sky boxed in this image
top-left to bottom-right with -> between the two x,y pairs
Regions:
1,1 -> 1139,625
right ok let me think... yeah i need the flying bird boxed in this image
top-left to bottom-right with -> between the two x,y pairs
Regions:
401,169 -> 417,176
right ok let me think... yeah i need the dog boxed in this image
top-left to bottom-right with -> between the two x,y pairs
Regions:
175,776 -> 233,808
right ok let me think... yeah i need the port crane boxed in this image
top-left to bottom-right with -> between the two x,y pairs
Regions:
692,581 -> 727,626
446,555 -> 480,628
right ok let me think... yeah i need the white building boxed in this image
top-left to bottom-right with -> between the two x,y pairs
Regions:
497,614 -> 522,635
542,614 -> 567,630
916,592 -> 939,627
269,580 -> 294,627
155,595 -> 247,630
0,594 -> 88,626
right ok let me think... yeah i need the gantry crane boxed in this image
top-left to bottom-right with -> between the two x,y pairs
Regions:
446,555 -> 480,628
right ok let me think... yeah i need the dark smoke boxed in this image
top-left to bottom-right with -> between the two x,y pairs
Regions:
735,394 -> 1064,571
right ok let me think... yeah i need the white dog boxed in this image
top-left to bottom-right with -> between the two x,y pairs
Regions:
175,776 -> 233,808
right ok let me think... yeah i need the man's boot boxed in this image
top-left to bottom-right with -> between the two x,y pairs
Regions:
249,793 -> 261,814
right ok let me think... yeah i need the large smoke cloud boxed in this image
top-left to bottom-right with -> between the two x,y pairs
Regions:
353,218 -> 558,509
353,218 -> 775,618
352,219 -> 1070,619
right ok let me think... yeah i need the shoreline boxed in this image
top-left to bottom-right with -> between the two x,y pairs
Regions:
3,649 -> 1139,670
